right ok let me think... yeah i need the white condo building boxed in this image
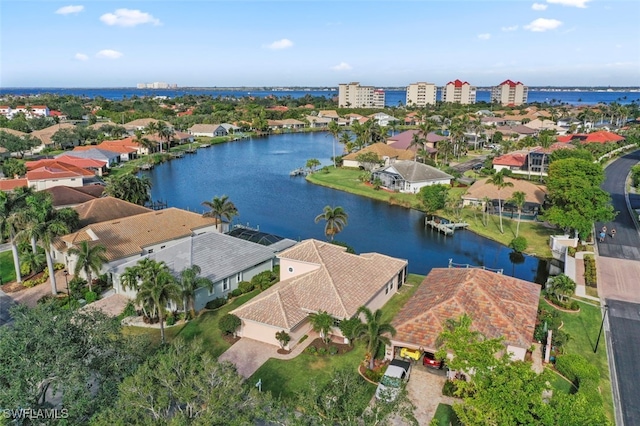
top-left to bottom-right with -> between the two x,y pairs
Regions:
441,79 -> 477,105
491,80 -> 528,106
338,82 -> 384,108
406,82 -> 437,107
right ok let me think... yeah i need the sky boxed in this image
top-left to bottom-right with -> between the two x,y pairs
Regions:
1,0 -> 639,88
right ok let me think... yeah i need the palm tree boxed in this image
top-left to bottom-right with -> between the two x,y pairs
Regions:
156,122 -> 174,152
68,241 -> 108,293
308,310 -> 334,344
327,121 -> 340,168
201,195 -> 239,232
0,187 -> 38,283
547,274 -> 576,304
536,130 -> 555,180
314,205 -> 348,242
509,191 -> 526,238
408,132 -> 425,162
123,258 -> 181,344
104,174 -> 152,206
33,215 -> 69,295
179,264 -> 213,318
355,306 -> 396,370
339,131 -> 353,153
487,171 -> 514,234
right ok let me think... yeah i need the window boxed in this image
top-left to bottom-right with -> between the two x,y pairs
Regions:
222,278 -> 230,291
288,267 -> 294,273
236,272 -> 242,282
160,245 -> 166,249
148,249 -> 154,254
208,286 -> 214,296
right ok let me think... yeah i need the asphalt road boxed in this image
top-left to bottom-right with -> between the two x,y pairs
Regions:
0,288 -> 15,327
607,299 -> 640,426
596,150 -> 640,261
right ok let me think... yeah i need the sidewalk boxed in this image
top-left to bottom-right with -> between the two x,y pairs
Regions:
565,251 -> 599,302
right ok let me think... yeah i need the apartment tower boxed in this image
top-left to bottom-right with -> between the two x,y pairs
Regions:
441,79 -> 476,104
406,82 -> 437,107
491,80 -> 528,106
338,82 -> 384,108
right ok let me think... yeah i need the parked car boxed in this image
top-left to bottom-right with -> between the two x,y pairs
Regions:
375,359 -> 411,401
423,351 -> 444,369
400,347 -> 421,361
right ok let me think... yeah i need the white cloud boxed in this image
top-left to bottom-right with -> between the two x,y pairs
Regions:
55,5 -> 84,15
547,0 -> 590,8
532,3 -> 548,11
501,25 -> 519,31
100,9 -> 161,27
75,53 -> 88,61
478,33 -> 491,40
265,39 -> 293,50
331,62 -> 352,71
96,49 -> 123,59
524,18 -> 562,32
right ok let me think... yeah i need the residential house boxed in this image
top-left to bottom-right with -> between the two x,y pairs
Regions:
220,123 -> 241,134
462,177 -> 546,218
112,231 -> 280,311
387,129 -> 447,158
278,119 -> 305,130
31,123 -> 78,151
123,118 -> 172,133
441,80 -> 476,104
53,207 -> 220,279
43,185 -> 104,209
25,161 -> 94,191
267,120 -> 283,131
372,161 -> 453,193
525,118 -> 567,135
0,179 -> 29,192
188,124 -> 228,137
306,115 -> 332,128
73,196 -> 152,228
389,268 -> 540,362
557,130 -> 625,145
56,148 -> 120,168
225,227 -> 298,254
317,110 -> 340,121
491,80 -> 528,106
492,151 -> 529,174
30,156 -> 108,176
70,143 -> 137,162
492,124 -> 537,141
368,112 -> 398,127
231,239 -> 408,349
342,143 -> 414,169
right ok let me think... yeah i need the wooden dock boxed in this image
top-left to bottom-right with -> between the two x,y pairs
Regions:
425,219 -> 469,235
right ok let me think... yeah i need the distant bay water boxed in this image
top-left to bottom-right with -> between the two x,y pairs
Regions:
1,87 -> 639,107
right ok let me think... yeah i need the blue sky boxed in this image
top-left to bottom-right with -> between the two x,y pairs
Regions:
1,0 -> 639,87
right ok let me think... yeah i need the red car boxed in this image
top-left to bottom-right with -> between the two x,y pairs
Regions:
423,352 -> 444,369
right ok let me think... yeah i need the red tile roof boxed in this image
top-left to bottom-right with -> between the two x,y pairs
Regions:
0,179 -> 29,191
25,160 -> 94,176
557,131 -> 625,144
447,79 -> 470,88
498,79 -> 524,87
492,152 -> 528,167
53,155 -> 107,168
27,166 -> 88,180
391,268 -> 540,351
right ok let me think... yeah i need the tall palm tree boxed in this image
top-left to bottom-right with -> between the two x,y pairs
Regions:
179,264 -> 213,318
123,258 -> 181,344
509,191 -> 526,238
355,306 -> 396,370
327,121 -> 340,168
156,122 -> 174,153
536,130 -> 555,181
487,172 -> 514,234
314,205 -> 348,242
339,131 -> 353,153
201,195 -> 239,232
308,310 -> 334,344
68,241 -> 108,293
33,215 -> 69,295
0,187 -> 37,283
408,132 -> 425,162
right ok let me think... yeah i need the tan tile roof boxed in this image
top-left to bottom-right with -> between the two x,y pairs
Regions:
343,142 -> 415,161
391,268 -> 540,351
60,207 -> 218,261
232,239 -> 407,329
463,177 -> 546,205
318,110 -> 340,118
0,128 -> 28,137
123,118 -> 171,129
31,123 -> 76,145
74,196 -> 152,227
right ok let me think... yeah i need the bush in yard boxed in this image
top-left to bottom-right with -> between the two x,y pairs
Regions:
442,380 -> 458,397
238,281 -> 254,294
118,300 -> 137,320
165,313 -> 175,326
205,297 -> 226,310
306,346 -> 317,355
229,288 -> 242,298
275,330 -> 291,349
509,236 -> 528,252
329,345 -> 339,355
317,347 -> 328,356
84,291 -> 98,304
584,254 -> 597,287
218,313 -> 241,335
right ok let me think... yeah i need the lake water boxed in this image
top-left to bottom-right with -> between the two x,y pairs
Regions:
143,132 -> 547,283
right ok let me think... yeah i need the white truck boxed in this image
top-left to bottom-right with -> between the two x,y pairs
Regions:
375,359 -> 411,401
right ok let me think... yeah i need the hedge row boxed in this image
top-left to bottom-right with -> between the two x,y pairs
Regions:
555,353 -> 604,411
584,254 -> 597,287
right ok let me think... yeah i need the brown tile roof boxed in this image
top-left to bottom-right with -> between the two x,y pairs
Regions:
123,118 -> 171,129
59,207 -> 218,261
464,177 -> 546,204
232,239 -> 407,329
73,196 -> 152,227
31,123 -> 76,146
343,142 -> 414,161
391,268 -> 540,351
44,186 -> 100,207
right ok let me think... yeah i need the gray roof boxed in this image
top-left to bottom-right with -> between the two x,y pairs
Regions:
56,148 -> 120,162
376,161 -> 453,183
114,231 -> 276,282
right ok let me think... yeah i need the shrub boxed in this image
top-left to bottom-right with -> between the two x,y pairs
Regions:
54,263 -> 65,270
275,330 -> 291,349
567,247 -> 577,257
205,297 -> 226,310
20,263 -> 31,276
299,334 -> 308,344
251,270 -> 278,291
84,291 -> 98,304
119,300 -> 136,319
305,346 -> 317,355
165,314 -> 175,326
509,236 -> 528,252
23,279 -> 37,288
555,354 -> 599,387
238,281 -> 254,294
329,345 -> 339,355
229,288 -> 242,298
331,240 -> 356,254
317,347 -> 328,356
442,380 -> 458,397
218,313 -> 241,335
584,254 -> 597,287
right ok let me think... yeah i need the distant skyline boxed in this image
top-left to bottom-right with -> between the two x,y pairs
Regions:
1,0 -> 639,88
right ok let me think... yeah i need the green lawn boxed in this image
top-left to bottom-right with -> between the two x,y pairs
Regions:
123,290 -> 259,356
432,403 -> 461,426
0,250 -> 16,284
554,300 -> 613,420
546,366 -> 577,394
248,273 -> 426,400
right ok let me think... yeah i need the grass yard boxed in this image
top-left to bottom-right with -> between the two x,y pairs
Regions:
123,290 -> 259,356
554,300 -> 613,420
248,273 -> 426,401
546,367 -> 577,394
306,167 -> 422,209
432,403 -> 461,426
0,250 -> 17,284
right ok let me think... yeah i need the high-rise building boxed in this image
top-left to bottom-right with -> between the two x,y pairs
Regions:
441,79 -> 476,104
491,80 -> 528,105
338,82 -> 384,108
406,82 -> 437,107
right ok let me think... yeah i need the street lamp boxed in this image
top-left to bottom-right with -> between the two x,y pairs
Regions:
594,304 -> 609,353
64,270 -> 70,308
